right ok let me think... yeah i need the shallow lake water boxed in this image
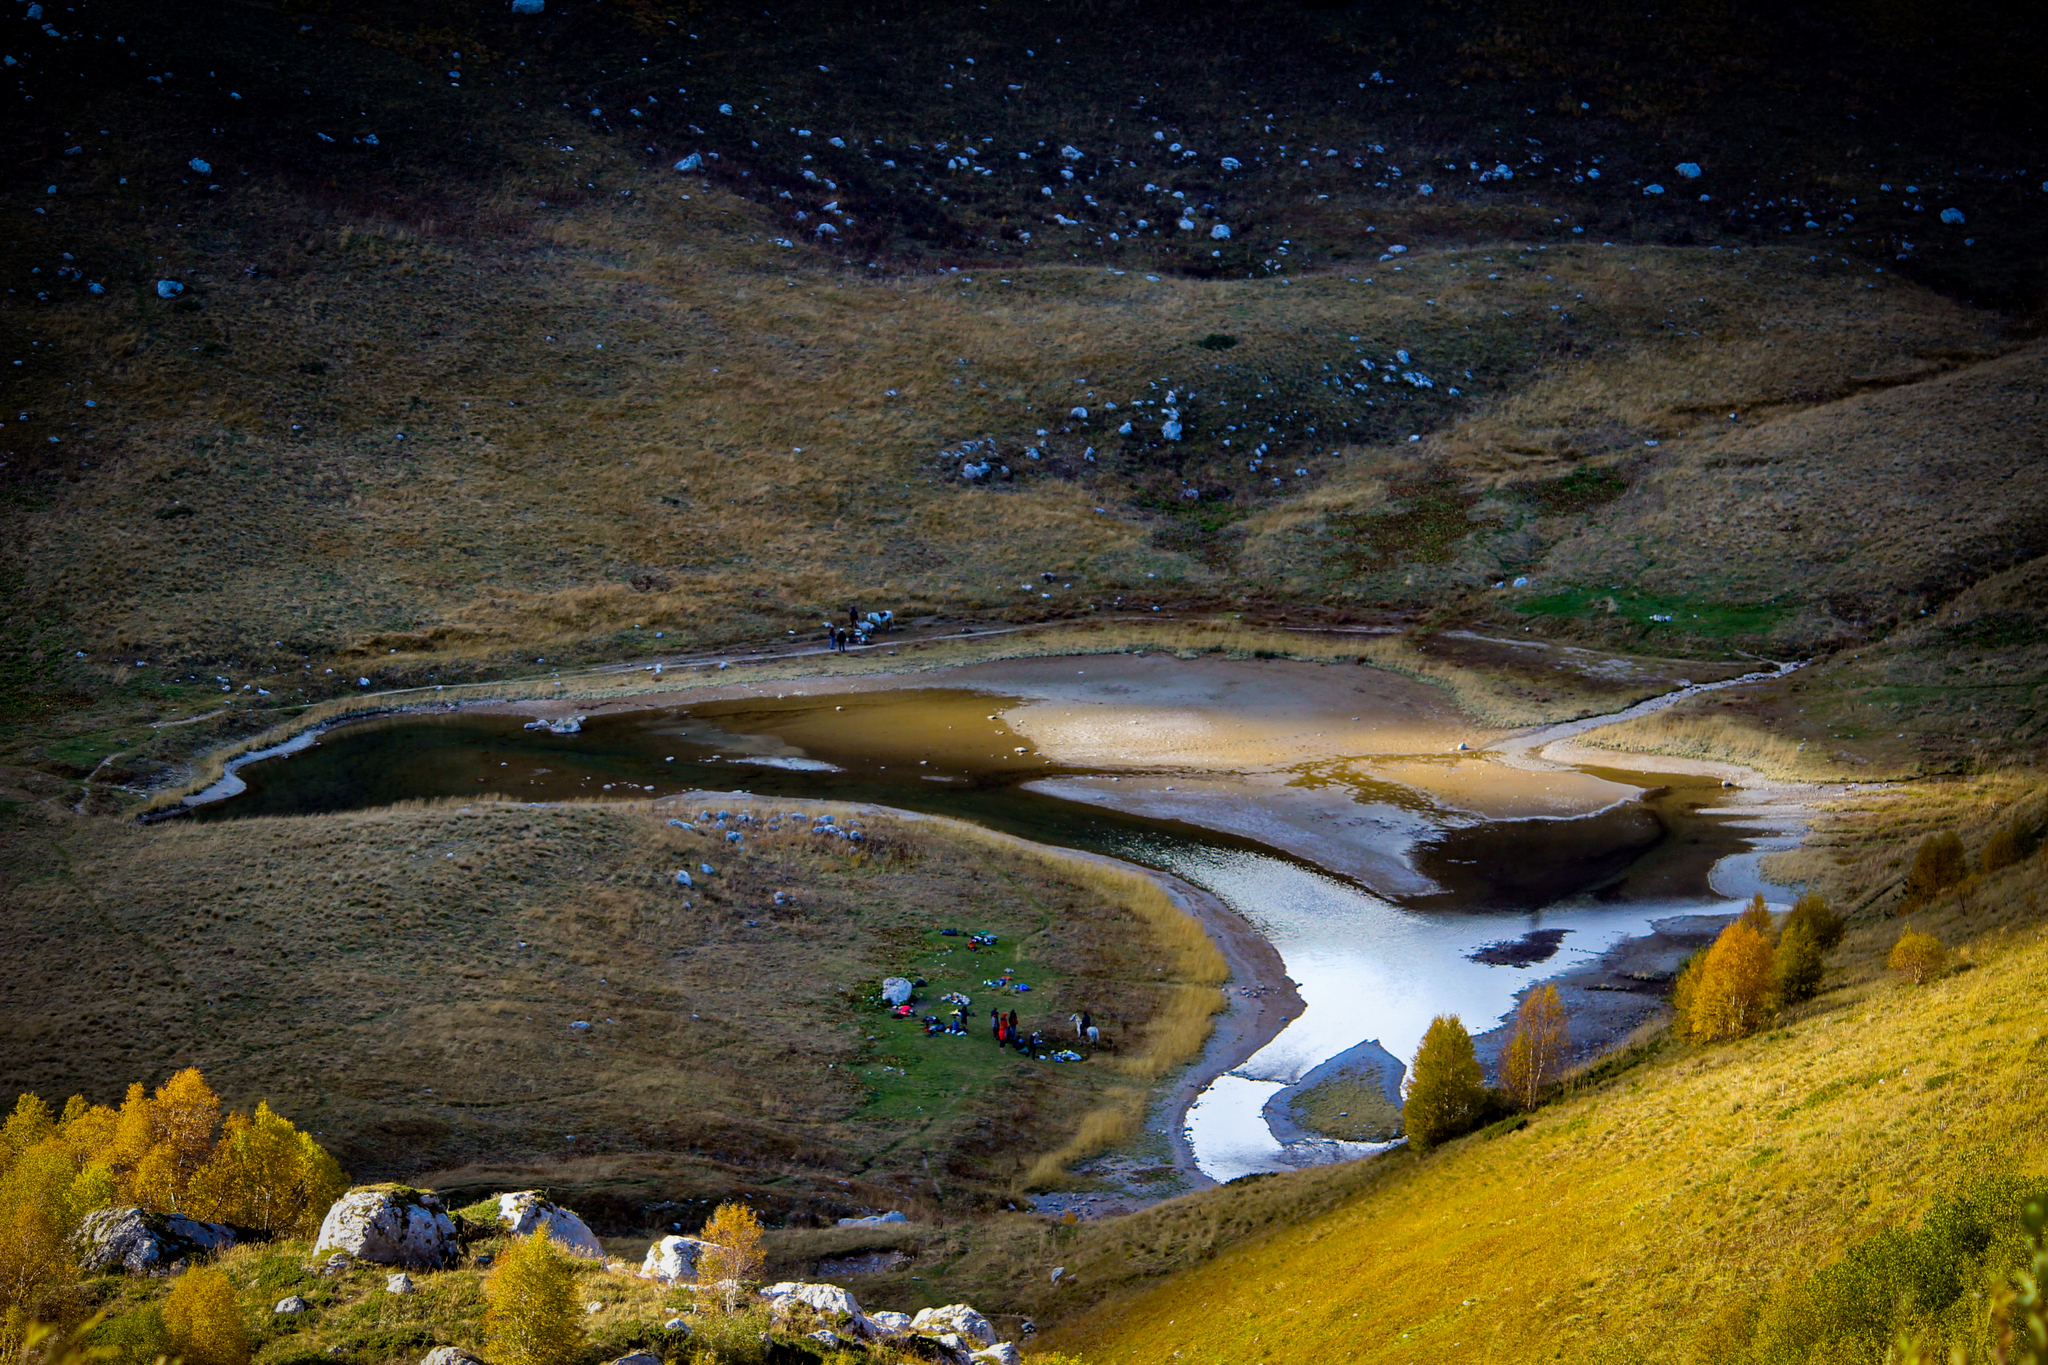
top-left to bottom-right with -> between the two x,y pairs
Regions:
198,686 -> 1789,1180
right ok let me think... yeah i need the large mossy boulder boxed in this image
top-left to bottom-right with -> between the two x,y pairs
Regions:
313,1186 -> 458,1267
73,1207 -> 236,1275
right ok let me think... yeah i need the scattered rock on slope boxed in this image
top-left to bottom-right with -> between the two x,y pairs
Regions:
494,1191 -> 604,1259
72,1207 -> 236,1275
911,1304 -> 999,1347
419,1350 -> 485,1365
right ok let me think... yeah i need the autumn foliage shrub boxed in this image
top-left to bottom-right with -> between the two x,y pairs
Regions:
1674,913 -> 1777,1042
1500,985 -> 1570,1111
1784,892 -> 1845,952
1905,831 -> 1969,905
1402,1016 -> 1488,1151
1979,821 -> 2038,875
1773,919 -> 1826,1005
484,1231 -> 583,1365
697,1202 -> 766,1314
1889,929 -> 1948,985
0,1071 -> 345,1315
163,1267 -> 249,1365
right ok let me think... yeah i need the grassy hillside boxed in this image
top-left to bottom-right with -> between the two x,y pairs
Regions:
0,793 -> 1223,1227
1029,782 -> 2048,1363
4,0 -> 2046,784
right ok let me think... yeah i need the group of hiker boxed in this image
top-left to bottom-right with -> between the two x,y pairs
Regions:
885,970 -> 1097,1060
825,604 -> 896,653
988,1008 -> 1094,1055
991,1008 -> 1038,1053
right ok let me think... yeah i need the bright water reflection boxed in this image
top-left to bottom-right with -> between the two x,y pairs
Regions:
205,692 -> 1797,1184
1120,832 -> 1784,1181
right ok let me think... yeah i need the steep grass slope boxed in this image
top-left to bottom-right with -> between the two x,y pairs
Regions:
1040,846 -> 2048,1362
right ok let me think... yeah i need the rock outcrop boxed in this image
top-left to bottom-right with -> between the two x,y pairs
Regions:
639,1234 -> 722,1283
910,1304 -> 998,1348
72,1207 -> 235,1275
761,1282 -> 878,1340
313,1187 -> 459,1267
494,1191 -> 603,1259
419,1349 -> 484,1365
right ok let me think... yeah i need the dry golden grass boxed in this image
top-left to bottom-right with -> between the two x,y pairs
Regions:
1020,1087 -> 1149,1191
0,792 -> 1226,1222
1039,848 -> 2048,1363
5,162 -> 2018,683
1578,706 -> 1919,782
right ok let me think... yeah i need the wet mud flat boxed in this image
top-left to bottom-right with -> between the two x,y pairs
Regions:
1470,912 -> 1735,1074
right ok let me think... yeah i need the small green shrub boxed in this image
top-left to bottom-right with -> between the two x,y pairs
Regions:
1193,332 -> 1239,350
1784,892 -> 1845,952
91,1305 -> 171,1365
1774,920 -> 1825,1004
1402,1016 -> 1487,1151
1721,1176 -> 2048,1365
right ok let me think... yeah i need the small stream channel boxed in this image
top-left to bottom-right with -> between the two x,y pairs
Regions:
194,684 -> 1795,1181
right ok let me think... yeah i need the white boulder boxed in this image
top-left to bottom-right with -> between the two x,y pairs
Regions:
881,977 -> 914,1006
911,1304 -> 997,1347
835,1211 -> 909,1227
274,1296 -> 309,1315
764,1282 -> 876,1339
973,1347 -> 1021,1365
639,1235 -> 722,1283
495,1191 -> 604,1259
313,1188 -> 460,1268
387,1274 -> 414,1295
420,1350 -> 484,1365
870,1311 -> 913,1335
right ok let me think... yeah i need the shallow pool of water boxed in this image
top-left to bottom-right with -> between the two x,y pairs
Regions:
199,687 -> 1784,1179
